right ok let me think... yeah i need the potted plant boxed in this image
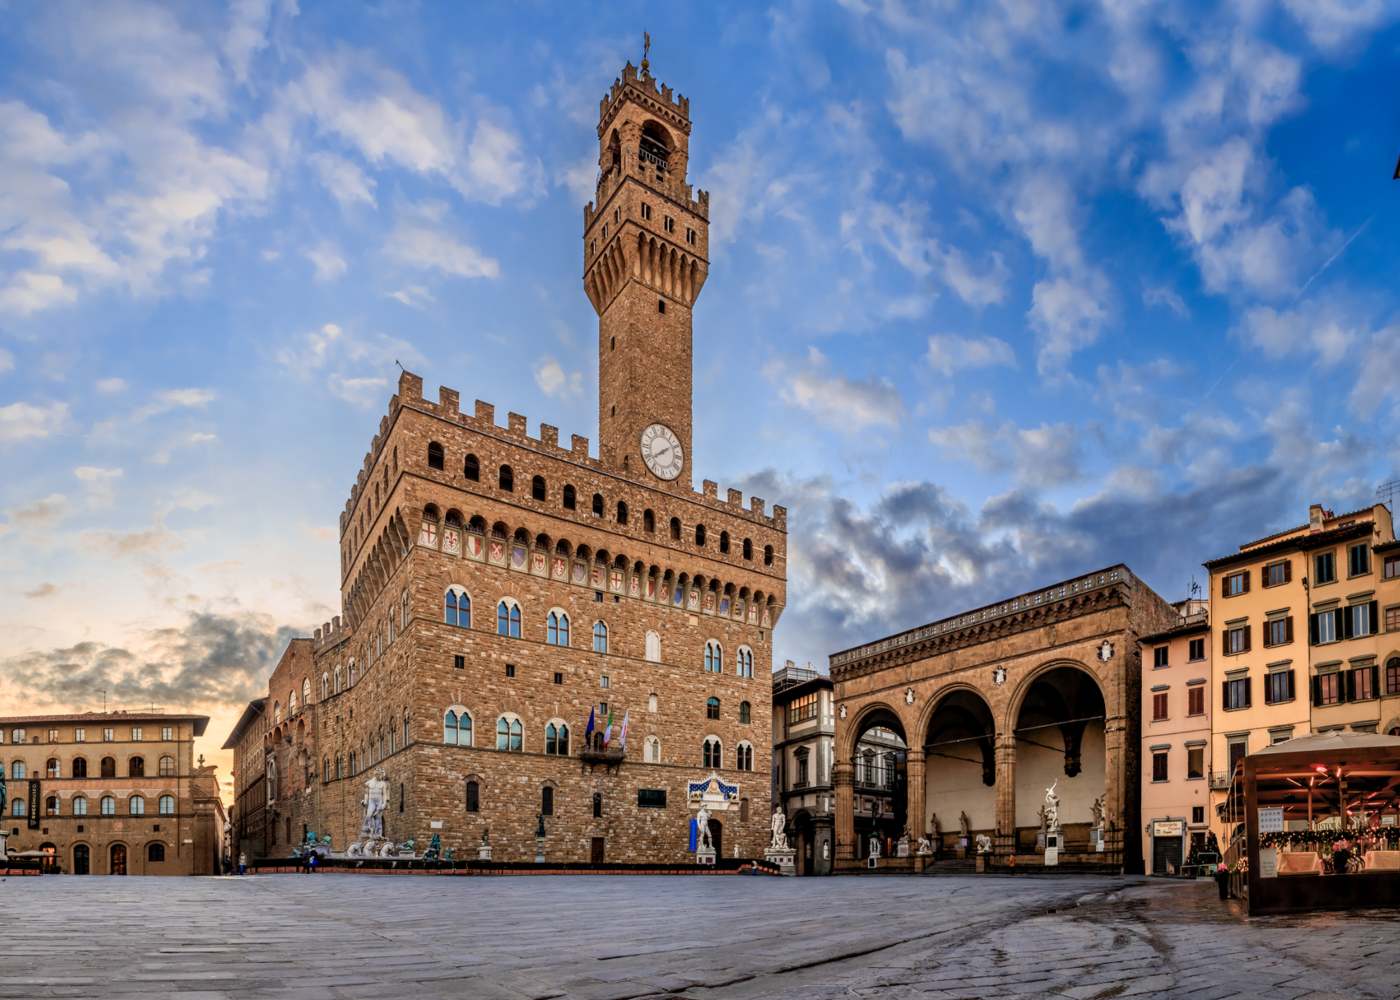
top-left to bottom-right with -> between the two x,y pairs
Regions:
1331,837 -> 1353,875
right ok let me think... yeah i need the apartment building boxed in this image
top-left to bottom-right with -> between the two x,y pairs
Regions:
771,661 -> 834,875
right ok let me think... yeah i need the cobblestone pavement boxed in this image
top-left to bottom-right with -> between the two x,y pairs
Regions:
3,873 -> 1399,999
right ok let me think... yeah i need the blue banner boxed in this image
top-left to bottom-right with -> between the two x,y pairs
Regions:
688,818 -> 697,852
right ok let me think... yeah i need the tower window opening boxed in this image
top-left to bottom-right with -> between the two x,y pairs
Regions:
610,336 -> 615,351
641,203 -> 652,221
657,298 -> 666,314
663,216 -> 675,234
613,207 -> 620,224
639,121 -> 670,170
686,227 -> 696,245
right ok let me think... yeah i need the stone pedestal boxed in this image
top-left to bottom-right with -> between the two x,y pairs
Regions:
534,838 -> 545,864
0,832 -> 7,863
477,845 -> 492,862
765,847 -> 796,876
1044,829 -> 1060,867
695,848 -> 716,867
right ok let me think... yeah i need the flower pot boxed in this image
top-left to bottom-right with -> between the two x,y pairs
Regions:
1332,850 -> 1351,875
1215,871 -> 1229,900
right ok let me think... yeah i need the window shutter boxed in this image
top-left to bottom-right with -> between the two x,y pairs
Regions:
1222,630 -> 1230,657
1221,680 -> 1229,709
1344,670 -> 1355,703
1243,570 -> 1250,593
1243,625 -> 1251,652
1371,664 -> 1380,698
1369,600 -> 1379,635
1222,575 -> 1229,597
1286,670 -> 1296,701
1312,675 -> 1322,706
1309,613 -> 1319,645
1284,617 -> 1294,644
1244,676 -> 1252,707
1283,560 -> 1292,583
1342,607 -> 1354,641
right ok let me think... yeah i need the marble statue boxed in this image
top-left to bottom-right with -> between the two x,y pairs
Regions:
360,767 -> 389,840
769,805 -> 788,850
975,833 -> 993,854
696,805 -> 713,851
481,827 -> 490,846
869,834 -> 880,859
930,812 -> 941,841
958,811 -> 970,840
1044,781 -> 1060,830
1090,794 -> 1105,830
915,835 -> 932,856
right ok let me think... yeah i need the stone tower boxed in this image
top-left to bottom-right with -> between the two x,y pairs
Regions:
584,58 -> 709,489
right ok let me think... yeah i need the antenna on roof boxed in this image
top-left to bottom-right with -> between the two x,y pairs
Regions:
394,359 -> 405,374
1188,577 -> 1201,601
1378,478 -> 1399,513
101,689 -> 107,714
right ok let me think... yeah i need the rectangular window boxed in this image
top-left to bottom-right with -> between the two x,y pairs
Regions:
1222,571 -> 1249,597
131,727 -> 142,741
161,727 -> 172,741
454,655 -> 465,670
1314,551 -> 1336,585
1152,692 -> 1168,721
788,693 -> 818,725
686,227 -> 696,245
1263,560 -> 1290,587
663,216 -> 675,233
1348,543 -> 1371,577
1224,625 -> 1250,655
1152,751 -> 1168,783
600,675 -> 610,689
1264,617 -> 1292,647
1187,746 -> 1204,780
1153,646 -> 1169,668
1349,666 -> 1376,701
1315,672 -> 1343,706
103,728 -> 113,742
1223,676 -> 1251,710
1388,606 -> 1400,633
641,203 -> 651,220
1228,738 -> 1248,773
1385,555 -> 1399,580
1346,602 -> 1375,638
1187,686 -> 1205,716
1188,638 -> 1205,662
637,789 -> 667,808
1265,670 -> 1295,705
47,729 -> 58,743
74,728 -> 85,743
553,672 -> 563,685
1388,659 -> 1400,696
1192,806 -> 1205,824
1312,609 -> 1339,644
505,664 -> 515,678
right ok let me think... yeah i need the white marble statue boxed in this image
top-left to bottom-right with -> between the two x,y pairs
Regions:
975,833 -> 993,855
769,805 -> 788,850
696,805 -> 713,852
915,835 -> 932,856
1044,781 -> 1060,831
958,811 -> 970,840
361,767 -> 389,840
869,834 -> 880,859
1090,794 -> 1105,830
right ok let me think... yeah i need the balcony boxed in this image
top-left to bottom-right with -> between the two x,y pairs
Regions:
580,747 -> 625,771
1209,771 -> 1236,791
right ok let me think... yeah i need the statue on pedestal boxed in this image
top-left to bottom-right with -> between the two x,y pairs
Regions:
915,835 -> 931,856
696,805 -> 713,851
976,833 -> 993,855
1090,794 -> 1105,830
360,767 -> 389,840
1043,781 -> 1060,831
769,805 -> 788,850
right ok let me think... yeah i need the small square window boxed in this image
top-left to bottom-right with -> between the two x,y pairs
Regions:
553,672 -> 563,685
505,664 -> 516,678
594,591 -> 604,603
1188,638 -> 1205,662
600,675 -> 610,689
657,297 -> 666,314
453,655 -> 465,670
1153,647 -> 1169,668
1192,806 -> 1205,824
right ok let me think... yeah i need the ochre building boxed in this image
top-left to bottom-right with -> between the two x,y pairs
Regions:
830,567 -> 1176,873
0,711 -> 223,875
228,58 -> 786,864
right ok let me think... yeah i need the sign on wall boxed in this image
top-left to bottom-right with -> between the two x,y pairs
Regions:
1151,820 -> 1184,838
1257,807 -> 1284,834
27,779 -> 40,829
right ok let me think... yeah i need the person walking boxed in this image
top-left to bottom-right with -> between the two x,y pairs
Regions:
238,851 -> 247,876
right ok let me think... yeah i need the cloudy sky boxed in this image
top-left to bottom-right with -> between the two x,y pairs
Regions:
2,1 -> 1398,789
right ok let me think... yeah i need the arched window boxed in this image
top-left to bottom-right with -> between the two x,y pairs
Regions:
743,538 -> 753,560
45,794 -> 59,816
645,630 -> 661,663
321,673 -> 330,700
669,517 -> 681,540
464,453 -> 480,481
703,736 -> 722,769
100,796 -> 115,816
592,792 -> 603,818
302,677 -> 311,704
72,795 -> 88,816
616,501 -> 628,524
496,599 -> 522,638
147,842 -> 165,863
720,531 -> 730,554
158,795 -> 175,815
648,692 -> 659,713
547,610 -> 571,647
736,646 -> 754,679
545,722 -> 570,756
443,708 -> 473,747
159,755 -> 175,777
644,509 -> 655,532
592,493 -> 604,517
541,785 -> 554,816
401,588 -> 410,629
10,761 -> 25,780
46,758 -> 60,778
129,795 -> 145,816
347,659 -> 356,685
334,666 -> 343,693
736,742 -> 754,772
499,465 -> 514,492
289,690 -> 298,715
71,757 -> 87,779
404,709 -> 410,748
739,700 -> 752,724
704,640 -> 723,673
427,441 -> 444,470
12,799 -> 26,817
592,621 -> 608,654
644,735 -> 661,763
695,524 -> 706,547
563,484 -> 576,509
445,586 -> 471,628
465,778 -> 481,812
706,696 -> 720,720
496,715 -> 523,752
532,475 -> 547,501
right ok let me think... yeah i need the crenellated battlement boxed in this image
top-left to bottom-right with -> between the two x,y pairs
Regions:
313,614 -> 353,653
341,370 -> 785,533
585,179 -> 709,232
598,62 -> 690,137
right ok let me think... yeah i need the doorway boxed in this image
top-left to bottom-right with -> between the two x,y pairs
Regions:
1152,835 -> 1182,875
73,843 -> 90,875
707,818 -> 723,858
590,837 -> 605,864
110,843 -> 128,876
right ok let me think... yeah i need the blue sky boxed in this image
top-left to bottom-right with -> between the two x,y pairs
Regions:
1,1 -> 1398,775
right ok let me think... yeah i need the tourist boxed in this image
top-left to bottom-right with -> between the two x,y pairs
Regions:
238,852 -> 247,876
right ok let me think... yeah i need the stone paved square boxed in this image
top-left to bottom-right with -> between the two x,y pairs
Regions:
4,874 -> 1399,999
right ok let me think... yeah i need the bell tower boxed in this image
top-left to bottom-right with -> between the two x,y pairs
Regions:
584,51 -> 708,488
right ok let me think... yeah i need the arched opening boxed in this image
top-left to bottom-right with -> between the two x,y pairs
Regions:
849,706 -> 907,860
499,465 -> 514,492
109,843 -> 128,876
531,475 -> 546,501
669,517 -> 681,541
643,509 -> 655,533
1013,665 -> 1107,855
563,484 -> 576,509
592,493 -> 604,517
147,842 -> 166,864
923,689 -> 997,856
72,843 -> 90,875
464,453 -> 480,481
639,120 -> 671,170
616,500 -> 628,524
427,441 -> 444,471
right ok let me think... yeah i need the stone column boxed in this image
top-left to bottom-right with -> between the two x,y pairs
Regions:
1103,713 -> 1127,865
994,732 -> 1017,857
833,760 -> 855,862
905,749 -> 926,844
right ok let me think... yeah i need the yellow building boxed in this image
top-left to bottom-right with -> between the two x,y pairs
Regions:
1205,503 -> 1396,840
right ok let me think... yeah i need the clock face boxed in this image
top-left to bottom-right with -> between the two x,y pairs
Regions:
640,423 -> 683,480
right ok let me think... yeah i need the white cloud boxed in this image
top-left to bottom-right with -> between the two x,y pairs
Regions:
1282,0 -> 1395,54
1235,303 -> 1358,366
96,377 -> 128,394
327,375 -> 389,408
388,285 -> 435,309
925,335 -> 1016,377
928,419 -> 1083,488
223,0 -> 274,85
74,465 -> 124,507
276,321 -> 418,408
0,401 -> 70,444
134,388 -> 217,420
533,357 -> 584,400
0,348 -> 13,375
937,246 -> 1009,307
0,272 -> 78,315
387,212 -> 500,280
305,241 -> 348,282
764,347 -> 902,433
0,493 -> 69,540
1142,284 -> 1190,318
1029,274 -> 1110,377
1011,174 -> 1082,272
309,152 -> 377,208
1351,322 -> 1400,419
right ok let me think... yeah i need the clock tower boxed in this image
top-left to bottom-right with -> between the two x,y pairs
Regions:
584,55 -> 708,488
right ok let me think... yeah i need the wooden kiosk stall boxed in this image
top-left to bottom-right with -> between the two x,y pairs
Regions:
1225,732 -> 1400,915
